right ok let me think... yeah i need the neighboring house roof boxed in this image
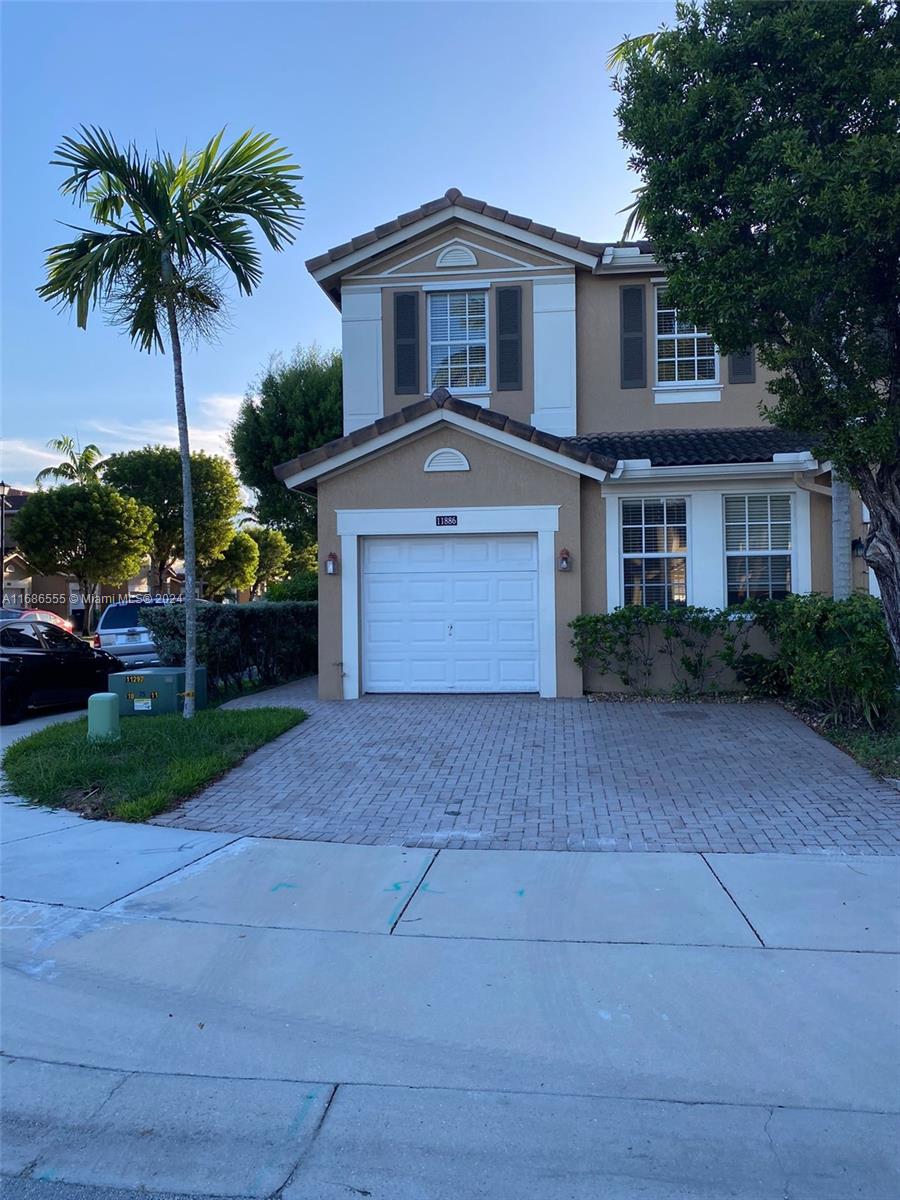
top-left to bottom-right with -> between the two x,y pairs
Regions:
306,188 -> 653,292
274,388 -> 618,489
570,428 -> 814,468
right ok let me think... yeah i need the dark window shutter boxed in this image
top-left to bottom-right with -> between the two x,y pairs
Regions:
394,292 -> 419,395
620,285 -> 646,389
495,286 -> 523,391
728,347 -> 756,384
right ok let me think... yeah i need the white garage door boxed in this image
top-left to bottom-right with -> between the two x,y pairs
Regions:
362,534 -> 540,693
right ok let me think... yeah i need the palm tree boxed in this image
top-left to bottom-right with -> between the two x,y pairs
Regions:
35,435 -> 104,485
38,127 -> 304,717
607,31 -> 664,241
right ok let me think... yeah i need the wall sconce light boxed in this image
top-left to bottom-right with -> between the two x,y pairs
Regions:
558,548 -> 572,572
324,552 -> 339,576
851,538 -> 866,559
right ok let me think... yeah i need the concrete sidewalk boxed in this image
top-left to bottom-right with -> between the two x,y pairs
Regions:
2,797 -> 899,1198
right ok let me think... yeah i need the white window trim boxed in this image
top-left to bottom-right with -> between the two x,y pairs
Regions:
427,289 -> 489,396
604,481 -> 811,611
336,505 -> 559,700
653,286 -> 720,399
620,496 -> 691,610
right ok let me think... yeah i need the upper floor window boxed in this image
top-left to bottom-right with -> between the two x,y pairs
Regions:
724,494 -> 792,603
656,290 -> 717,385
428,291 -> 487,392
622,497 -> 688,609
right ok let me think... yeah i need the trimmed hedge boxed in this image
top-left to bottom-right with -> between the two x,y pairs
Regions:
141,601 -> 317,695
571,594 -> 898,729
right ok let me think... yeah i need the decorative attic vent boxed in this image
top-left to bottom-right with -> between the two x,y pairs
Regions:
424,447 -> 470,473
436,244 -> 477,268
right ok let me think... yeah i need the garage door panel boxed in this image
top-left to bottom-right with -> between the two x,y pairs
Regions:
408,579 -> 447,603
496,577 -> 538,603
365,620 -> 406,645
410,658 -> 451,684
452,620 -> 493,644
363,534 -> 540,694
410,620 -> 448,643
496,537 -> 539,566
499,658 -> 540,685
498,619 -> 537,643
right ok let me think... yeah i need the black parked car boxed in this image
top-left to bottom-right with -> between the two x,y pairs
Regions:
0,620 -> 125,724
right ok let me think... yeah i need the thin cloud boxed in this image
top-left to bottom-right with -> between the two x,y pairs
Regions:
0,394 -> 245,487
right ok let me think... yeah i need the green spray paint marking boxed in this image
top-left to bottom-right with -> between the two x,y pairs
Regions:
516,888 -> 526,897
270,882 -> 298,893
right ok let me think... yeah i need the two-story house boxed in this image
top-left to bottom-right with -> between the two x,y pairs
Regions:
276,189 -> 857,701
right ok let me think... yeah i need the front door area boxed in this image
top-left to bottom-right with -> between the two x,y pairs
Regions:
361,534 -> 539,693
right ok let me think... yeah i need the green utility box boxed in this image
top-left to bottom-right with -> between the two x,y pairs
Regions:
108,666 -> 208,716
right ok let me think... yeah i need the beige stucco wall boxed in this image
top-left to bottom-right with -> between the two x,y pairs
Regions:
315,424 -> 591,700
576,272 -> 773,433
381,282 -> 534,425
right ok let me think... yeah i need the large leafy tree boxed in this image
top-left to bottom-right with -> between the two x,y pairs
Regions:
35,435 -> 104,485
38,127 -> 303,715
103,446 -> 242,592
231,346 -> 342,551
244,525 -> 291,598
612,0 -> 900,662
15,484 -> 154,631
199,531 -> 259,601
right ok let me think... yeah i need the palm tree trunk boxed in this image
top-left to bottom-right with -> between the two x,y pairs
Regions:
162,252 -> 198,718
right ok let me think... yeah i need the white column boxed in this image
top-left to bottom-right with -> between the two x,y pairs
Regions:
537,530 -> 558,697
341,289 -> 383,434
688,491 -> 726,608
340,534 -> 360,699
530,277 -> 577,436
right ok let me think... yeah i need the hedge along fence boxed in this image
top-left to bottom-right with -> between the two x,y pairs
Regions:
141,601 -> 317,696
571,594 -> 898,730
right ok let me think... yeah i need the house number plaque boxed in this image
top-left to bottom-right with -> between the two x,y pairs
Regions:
435,515 -> 458,526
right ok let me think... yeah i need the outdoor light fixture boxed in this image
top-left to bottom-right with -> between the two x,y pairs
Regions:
558,548 -> 572,572
325,552 -> 339,576
852,537 -> 866,558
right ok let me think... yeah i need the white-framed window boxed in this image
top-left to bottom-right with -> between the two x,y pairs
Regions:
655,289 -> 717,385
724,494 -> 792,603
621,496 -> 688,609
428,290 -> 487,392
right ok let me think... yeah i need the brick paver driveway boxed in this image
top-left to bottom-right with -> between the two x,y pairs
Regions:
154,679 -> 900,853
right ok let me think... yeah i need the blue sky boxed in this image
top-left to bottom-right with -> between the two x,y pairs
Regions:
1,0 -> 674,487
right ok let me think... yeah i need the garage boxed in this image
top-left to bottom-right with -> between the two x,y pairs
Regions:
362,534 -> 539,693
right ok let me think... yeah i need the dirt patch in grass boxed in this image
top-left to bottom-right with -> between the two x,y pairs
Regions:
1,707 -> 306,822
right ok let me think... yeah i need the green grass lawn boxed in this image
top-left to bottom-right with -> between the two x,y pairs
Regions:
2,707 -> 306,822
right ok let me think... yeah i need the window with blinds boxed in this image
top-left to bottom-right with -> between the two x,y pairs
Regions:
656,290 -> 717,384
621,497 -> 688,609
428,291 -> 487,391
724,494 -> 792,603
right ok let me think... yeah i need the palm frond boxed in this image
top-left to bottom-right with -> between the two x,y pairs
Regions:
607,31 -> 663,71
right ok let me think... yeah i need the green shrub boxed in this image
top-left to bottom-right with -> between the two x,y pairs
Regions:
141,600 -> 317,695
749,593 -> 898,728
266,571 -> 317,602
571,605 -> 662,694
572,593 -> 898,729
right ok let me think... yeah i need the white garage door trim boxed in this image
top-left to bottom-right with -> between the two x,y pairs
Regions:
336,505 -> 559,699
